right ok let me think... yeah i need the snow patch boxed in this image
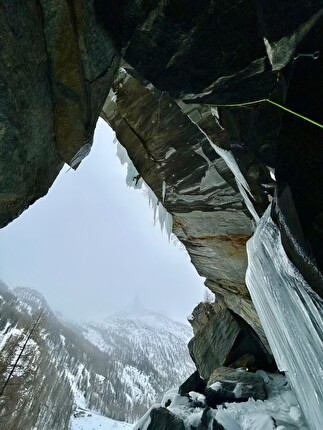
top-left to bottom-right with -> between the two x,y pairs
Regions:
165,147 -> 176,159
132,404 -> 159,430
70,407 -> 131,430
210,381 -> 222,392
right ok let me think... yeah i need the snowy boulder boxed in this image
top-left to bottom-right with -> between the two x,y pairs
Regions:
179,370 -> 207,396
145,407 -> 185,430
196,407 -> 225,430
205,367 -> 267,407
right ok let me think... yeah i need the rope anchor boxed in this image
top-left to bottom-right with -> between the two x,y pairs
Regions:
294,51 -> 320,60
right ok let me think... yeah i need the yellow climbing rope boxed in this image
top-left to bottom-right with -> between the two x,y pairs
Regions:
210,98 -> 323,129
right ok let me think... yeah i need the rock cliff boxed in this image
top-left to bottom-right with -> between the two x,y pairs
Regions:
0,2 -> 322,429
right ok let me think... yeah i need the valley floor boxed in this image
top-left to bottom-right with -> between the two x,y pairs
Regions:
70,407 -> 132,430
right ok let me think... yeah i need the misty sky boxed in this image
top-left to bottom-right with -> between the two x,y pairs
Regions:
0,119 -> 205,323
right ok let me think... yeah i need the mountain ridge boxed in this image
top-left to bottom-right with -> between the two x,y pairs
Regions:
0,282 -> 195,428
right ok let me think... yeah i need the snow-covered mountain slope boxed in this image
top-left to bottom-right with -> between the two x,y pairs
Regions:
70,407 -> 132,430
82,310 -> 194,382
75,309 -> 195,421
0,281 -> 195,428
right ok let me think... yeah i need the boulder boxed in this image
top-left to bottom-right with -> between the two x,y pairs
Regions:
147,407 -> 185,430
188,304 -> 241,380
205,367 -> 267,408
188,301 -> 275,380
179,370 -> 206,397
196,408 -> 225,430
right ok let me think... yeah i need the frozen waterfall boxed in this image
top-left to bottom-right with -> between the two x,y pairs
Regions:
246,206 -> 323,430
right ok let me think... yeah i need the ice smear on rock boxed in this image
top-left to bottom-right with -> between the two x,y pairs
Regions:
190,122 -> 259,223
246,205 -> 323,430
209,141 -> 259,223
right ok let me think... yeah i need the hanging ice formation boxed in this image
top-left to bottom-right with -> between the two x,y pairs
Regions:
246,205 -> 323,430
208,141 -> 260,223
69,142 -> 92,169
114,139 -> 173,239
189,120 -> 259,223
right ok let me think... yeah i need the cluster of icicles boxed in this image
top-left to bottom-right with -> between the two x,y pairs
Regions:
114,138 -> 173,239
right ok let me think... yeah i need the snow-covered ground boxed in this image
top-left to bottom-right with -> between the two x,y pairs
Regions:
70,408 -> 132,430
133,372 -> 309,430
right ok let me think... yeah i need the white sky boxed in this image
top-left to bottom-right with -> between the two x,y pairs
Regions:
0,119 -> 204,323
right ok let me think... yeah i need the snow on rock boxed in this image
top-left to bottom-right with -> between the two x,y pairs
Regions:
134,372 -> 309,430
132,404 -> 160,430
188,391 -> 206,407
210,381 -> 222,392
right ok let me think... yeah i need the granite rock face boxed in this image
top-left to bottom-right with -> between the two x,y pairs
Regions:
0,1 -> 119,227
1,1 -> 321,291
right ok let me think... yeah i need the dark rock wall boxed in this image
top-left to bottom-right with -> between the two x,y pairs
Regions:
99,1 -> 323,297
0,2 -> 62,226
0,1 -> 119,227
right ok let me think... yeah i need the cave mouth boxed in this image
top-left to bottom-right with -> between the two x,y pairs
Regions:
0,118 -> 204,323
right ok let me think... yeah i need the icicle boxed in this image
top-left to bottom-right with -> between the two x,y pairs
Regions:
188,119 -> 259,223
116,141 -> 130,166
162,180 -> 166,203
164,211 -> 173,241
158,202 -> 167,231
114,137 -> 173,238
146,185 -> 159,224
209,141 -> 259,223
69,143 -> 92,169
246,206 -> 323,430
211,107 -> 225,130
